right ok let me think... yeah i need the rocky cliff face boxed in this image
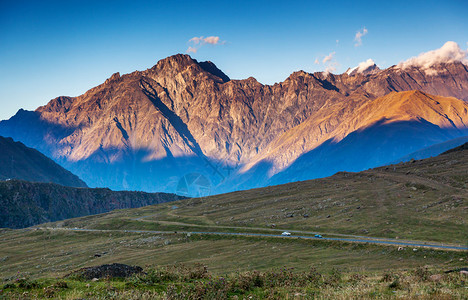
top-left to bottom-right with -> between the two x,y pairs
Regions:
0,136 -> 87,188
0,54 -> 467,195
0,179 -> 184,228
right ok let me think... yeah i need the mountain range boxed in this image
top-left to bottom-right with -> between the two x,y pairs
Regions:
0,54 -> 467,195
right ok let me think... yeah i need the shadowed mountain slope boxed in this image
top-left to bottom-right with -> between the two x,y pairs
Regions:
0,136 -> 86,187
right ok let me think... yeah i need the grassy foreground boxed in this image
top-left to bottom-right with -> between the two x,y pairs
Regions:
0,229 -> 466,280
1,264 -> 467,299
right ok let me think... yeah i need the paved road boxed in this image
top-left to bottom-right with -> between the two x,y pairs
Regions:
37,227 -> 468,251
129,217 -> 468,249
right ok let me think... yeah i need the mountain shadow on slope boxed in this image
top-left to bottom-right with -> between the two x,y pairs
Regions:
393,136 -> 468,162
268,119 -> 468,186
442,142 -> 468,154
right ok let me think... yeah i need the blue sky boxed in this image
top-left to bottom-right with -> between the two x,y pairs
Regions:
0,0 -> 467,121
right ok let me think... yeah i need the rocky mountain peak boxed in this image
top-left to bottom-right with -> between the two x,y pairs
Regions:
145,54 -> 229,84
153,53 -> 196,70
105,72 -> 121,84
286,70 -> 313,81
197,60 -> 230,83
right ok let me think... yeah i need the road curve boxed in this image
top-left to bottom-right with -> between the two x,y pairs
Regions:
35,227 -> 468,251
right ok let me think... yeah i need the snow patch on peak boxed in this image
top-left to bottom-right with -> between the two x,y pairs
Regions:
397,41 -> 468,75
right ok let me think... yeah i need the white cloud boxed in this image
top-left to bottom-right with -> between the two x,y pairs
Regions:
189,36 -> 221,45
203,36 -> 220,45
186,36 -> 224,54
189,37 -> 203,45
354,27 -> 368,47
324,64 -> 337,73
317,52 -> 340,74
397,41 -> 468,75
187,46 -> 197,53
323,52 -> 335,63
347,58 -> 376,75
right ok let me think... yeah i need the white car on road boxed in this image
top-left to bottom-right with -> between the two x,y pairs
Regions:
281,231 -> 291,236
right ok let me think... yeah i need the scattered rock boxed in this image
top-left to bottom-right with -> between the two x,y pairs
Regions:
445,268 -> 468,274
429,274 -> 442,282
65,263 -> 143,280
303,214 -> 309,218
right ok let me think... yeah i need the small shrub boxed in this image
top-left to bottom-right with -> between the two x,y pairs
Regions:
53,281 -> 68,289
412,267 -> 431,281
388,278 -> 401,289
325,268 -> 342,287
43,286 -> 57,298
235,270 -> 264,292
186,264 -> 209,280
17,278 -> 39,289
380,272 -> 396,282
348,273 -> 367,284
2,283 -> 15,289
